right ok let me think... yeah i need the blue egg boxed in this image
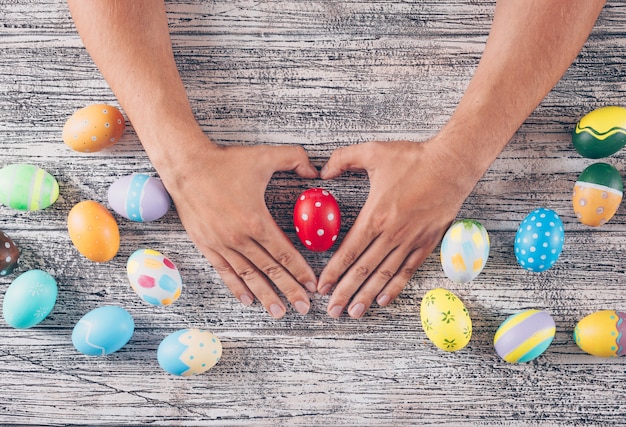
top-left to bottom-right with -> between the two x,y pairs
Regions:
514,208 -> 564,272
72,306 -> 134,356
2,269 -> 57,329
158,329 -> 222,376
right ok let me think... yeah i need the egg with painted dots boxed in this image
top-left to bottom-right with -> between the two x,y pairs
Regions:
514,208 -> 564,272
67,200 -> 120,262
573,162 -> 623,227
293,188 -> 341,252
127,249 -> 182,306
158,329 -> 223,376
63,104 -> 125,152
108,174 -> 172,222
0,231 -> 19,276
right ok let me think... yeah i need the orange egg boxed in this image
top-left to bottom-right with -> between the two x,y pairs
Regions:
68,200 -> 120,262
63,104 -> 125,152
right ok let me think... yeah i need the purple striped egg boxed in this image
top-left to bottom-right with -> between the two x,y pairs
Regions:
108,174 -> 171,222
494,309 -> 555,363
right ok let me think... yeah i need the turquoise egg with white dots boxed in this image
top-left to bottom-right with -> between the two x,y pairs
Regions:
158,329 -> 222,376
514,208 -> 564,272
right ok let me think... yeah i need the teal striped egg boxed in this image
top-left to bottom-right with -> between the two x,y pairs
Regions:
494,309 -> 555,363
0,164 -> 59,211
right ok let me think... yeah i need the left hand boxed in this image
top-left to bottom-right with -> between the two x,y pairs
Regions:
318,138 -> 477,318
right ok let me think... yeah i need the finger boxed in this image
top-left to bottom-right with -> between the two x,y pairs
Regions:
265,145 -> 319,179
318,206 -> 380,295
325,236 -> 396,318
202,247 -> 255,307
236,237 -> 311,316
321,143 -> 372,180
376,248 -> 428,307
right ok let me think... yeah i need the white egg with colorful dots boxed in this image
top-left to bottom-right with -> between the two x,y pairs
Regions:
158,329 -> 222,376
514,208 -> 564,272
127,249 -> 183,306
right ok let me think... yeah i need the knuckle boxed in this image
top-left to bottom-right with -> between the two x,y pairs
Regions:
276,251 -> 294,267
237,266 -> 259,281
262,263 -> 284,279
354,265 -> 371,280
340,251 -> 358,268
377,268 -> 395,282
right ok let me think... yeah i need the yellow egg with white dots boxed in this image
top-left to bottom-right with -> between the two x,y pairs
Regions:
420,288 -> 472,352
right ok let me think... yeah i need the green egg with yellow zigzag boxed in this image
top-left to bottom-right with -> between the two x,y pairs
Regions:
572,106 -> 626,159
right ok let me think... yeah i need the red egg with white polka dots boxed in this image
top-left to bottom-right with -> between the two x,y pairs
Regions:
293,188 -> 341,252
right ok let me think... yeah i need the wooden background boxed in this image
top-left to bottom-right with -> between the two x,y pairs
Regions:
1,0 -> 626,425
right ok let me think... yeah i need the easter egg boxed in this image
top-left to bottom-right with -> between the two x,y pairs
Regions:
72,306 -> 135,356
67,200 -> 120,262
572,106 -> 626,159
63,104 -> 125,152
127,249 -> 183,306
108,174 -> 171,222
420,288 -> 472,352
0,164 -> 59,211
440,219 -> 490,283
572,162 -> 623,227
2,270 -> 57,329
0,231 -> 19,276
494,309 -> 555,363
158,329 -> 222,376
573,310 -> 626,357
514,208 -> 564,272
293,188 -> 341,252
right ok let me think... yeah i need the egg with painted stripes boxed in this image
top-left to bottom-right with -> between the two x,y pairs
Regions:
108,174 -> 171,222
420,288 -> 472,352
72,306 -> 135,356
158,329 -> 222,376
573,162 -> 623,227
574,310 -> 626,357
0,164 -> 59,211
572,106 -> 626,159
127,249 -> 182,306
494,309 -> 555,363
440,219 -> 489,283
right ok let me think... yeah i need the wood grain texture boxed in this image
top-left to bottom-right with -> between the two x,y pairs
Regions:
2,0 -> 626,425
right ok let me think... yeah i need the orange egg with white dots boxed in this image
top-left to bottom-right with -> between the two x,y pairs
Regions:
68,200 -> 120,262
63,104 -> 125,152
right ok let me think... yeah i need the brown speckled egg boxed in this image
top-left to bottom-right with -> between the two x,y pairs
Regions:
0,231 -> 19,276
62,104 -> 125,152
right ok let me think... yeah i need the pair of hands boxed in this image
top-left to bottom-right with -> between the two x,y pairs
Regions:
162,135 -> 473,319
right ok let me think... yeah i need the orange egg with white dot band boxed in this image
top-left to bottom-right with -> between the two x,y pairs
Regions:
63,104 -> 125,152
573,162 -> 623,227
68,200 -> 120,262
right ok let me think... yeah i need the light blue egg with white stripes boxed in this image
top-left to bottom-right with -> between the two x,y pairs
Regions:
108,174 -> 171,222
514,208 -> 564,272
72,306 -> 134,356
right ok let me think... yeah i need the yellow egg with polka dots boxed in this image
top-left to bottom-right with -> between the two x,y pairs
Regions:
63,104 -> 125,152
420,288 -> 472,352
573,162 -> 623,227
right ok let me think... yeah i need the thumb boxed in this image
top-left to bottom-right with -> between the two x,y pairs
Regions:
266,145 -> 319,179
320,144 -> 368,180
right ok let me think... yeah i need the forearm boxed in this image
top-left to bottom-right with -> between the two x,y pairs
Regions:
439,0 -> 606,185
67,0 -> 211,172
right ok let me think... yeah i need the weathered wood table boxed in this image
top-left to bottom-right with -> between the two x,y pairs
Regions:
1,1 -> 626,425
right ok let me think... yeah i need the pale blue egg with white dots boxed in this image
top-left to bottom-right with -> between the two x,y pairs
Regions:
514,208 -> 564,272
158,329 -> 222,376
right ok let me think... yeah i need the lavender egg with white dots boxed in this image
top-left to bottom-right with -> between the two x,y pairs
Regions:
514,208 -> 564,272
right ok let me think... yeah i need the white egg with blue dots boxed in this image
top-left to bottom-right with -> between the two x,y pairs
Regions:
158,329 -> 222,376
514,208 -> 564,272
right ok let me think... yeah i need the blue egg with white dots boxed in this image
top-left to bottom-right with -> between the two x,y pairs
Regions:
514,208 -> 564,272
158,329 -> 222,376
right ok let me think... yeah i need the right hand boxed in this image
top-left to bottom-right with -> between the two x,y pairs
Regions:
156,137 -> 319,318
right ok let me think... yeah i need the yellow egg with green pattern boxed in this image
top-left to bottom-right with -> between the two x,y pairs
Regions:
572,162 -> 623,227
420,288 -> 472,352
574,310 -> 626,358
572,106 -> 626,159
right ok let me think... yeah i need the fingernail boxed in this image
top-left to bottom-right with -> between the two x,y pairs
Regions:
348,303 -> 365,319
294,300 -> 310,315
304,281 -> 317,293
377,294 -> 390,307
269,303 -> 285,319
240,294 -> 254,306
328,305 -> 343,318
319,283 -> 333,295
